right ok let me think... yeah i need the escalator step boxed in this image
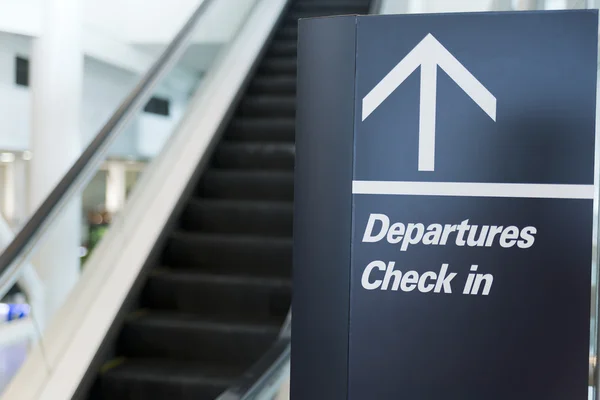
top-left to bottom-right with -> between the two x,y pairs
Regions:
118,313 -> 280,366
143,269 -> 291,319
212,141 -> 295,170
258,57 -> 297,75
99,359 -> 241,400
163,232 -> 292,274
225,118 -> 295,142
180,199 -> 293,236
198,169 -> 294,201
238,95 -> 295,117
249,76 -> 296,95
274,25 -> 298,40
267,41 -> 298,57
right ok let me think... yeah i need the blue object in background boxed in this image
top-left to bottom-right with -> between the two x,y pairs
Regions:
0,303 -> 30,322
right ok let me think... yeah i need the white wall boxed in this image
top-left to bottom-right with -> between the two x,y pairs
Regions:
0,33 -> 31,151
0,32 -> 191,159
84,0 -> 257,45
0,0 -> 257,50
0,0 -> 205,43
0,0 -> 208,78
81,58 -> 191,159
0,0 -> 41,37
136,95 -> 186,158
81,58 -> 139,157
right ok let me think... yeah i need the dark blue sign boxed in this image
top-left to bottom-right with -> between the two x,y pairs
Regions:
293,10 -> 598,400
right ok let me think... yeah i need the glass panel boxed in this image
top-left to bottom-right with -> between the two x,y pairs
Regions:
251,359 -> 291,400
81,169 -> 108,265
0,0 -> 260,394
125,167 -> 143,199
0,152 -> 30,230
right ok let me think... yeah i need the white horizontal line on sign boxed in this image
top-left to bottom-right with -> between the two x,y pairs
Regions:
352,180 -> 595,199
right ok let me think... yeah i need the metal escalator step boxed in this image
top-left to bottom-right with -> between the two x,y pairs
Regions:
257,57 -> 297,75
99,359 -> 242,400
118,313 -> 280,366
249,75 -> 296,95
274,25 -> 298,40
212,141 -> 294,171
197,169 -> 294,201
267,40 -> 298,57
238,95 -> 295,118
143,269 -> 291,319
180,199 -> 293,236
225,118 -> 295,142
163,232 -> 292,275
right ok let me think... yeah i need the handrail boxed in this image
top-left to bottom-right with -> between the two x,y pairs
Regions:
0,0 -> 214,300
216,316 -> 291,400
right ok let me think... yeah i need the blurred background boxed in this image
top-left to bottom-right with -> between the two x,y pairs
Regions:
0,1 -> 596,399
0,0 -> 254,263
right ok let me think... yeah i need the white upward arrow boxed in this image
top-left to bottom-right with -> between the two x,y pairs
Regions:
362,33 -> 497,172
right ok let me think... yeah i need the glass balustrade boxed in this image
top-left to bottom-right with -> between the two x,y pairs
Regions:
0,0 -> 261,394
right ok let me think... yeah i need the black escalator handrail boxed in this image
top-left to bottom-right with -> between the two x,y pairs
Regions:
216,315 -> 291,400
0,0 -> 214,297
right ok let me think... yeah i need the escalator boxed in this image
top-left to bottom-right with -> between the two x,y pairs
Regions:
89,1 -> 372,399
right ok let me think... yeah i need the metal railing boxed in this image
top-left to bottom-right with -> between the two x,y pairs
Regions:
216,310 -> 291,400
